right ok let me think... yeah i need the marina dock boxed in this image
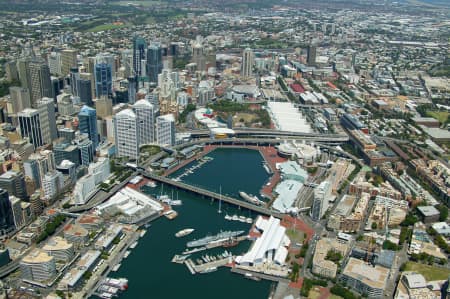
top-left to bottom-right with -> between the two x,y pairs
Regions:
184,255 -> 233,274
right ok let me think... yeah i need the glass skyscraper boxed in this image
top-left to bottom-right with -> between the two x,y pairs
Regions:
146,43 -> 163,84
94,63 -> 112,98
132,36 -> 147,78
0,189 -> 14,238
78,105 -> 99,149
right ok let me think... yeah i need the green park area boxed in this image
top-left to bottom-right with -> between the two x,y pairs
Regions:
426,110 -> 449,125
404,262 -> 450,281
87,23 -> 127,32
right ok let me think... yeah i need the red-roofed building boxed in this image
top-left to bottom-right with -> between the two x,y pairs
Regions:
327,82 -> 338,90
290,83 -> 305,93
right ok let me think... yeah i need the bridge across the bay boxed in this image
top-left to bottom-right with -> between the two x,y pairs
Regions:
139,171 -> 284,218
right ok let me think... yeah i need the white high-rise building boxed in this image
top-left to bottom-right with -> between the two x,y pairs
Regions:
88,157 -> 110,184
311,180 -> 331,221
73,174 -> 96,205
114,109 -> 139,159
133,100 -> 156,145
241,48 -> 254,78
156,114 -> 175,147
41,171 -> 64,200
48,52 -> 62,76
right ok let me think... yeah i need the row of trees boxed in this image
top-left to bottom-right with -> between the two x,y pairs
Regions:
36,215 -> 67,243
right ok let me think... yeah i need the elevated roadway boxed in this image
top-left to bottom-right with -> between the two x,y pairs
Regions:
186,128 -> 349,142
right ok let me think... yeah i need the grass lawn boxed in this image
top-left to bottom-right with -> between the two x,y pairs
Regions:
426,110 -> 449,125
87,23 -> 127,32
234,112 -> 257,124
286,228 -> 305,244
140,145 -> 161,155
329,295 -> 343,299
308,289 -> 320,299
404,262 -> 450,281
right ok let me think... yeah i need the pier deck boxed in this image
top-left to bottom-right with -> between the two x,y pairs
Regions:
185,256 -> 233,274
231,267 -> 290,283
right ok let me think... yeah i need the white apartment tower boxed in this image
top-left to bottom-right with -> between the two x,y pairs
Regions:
113,109 -> 139,159
311,180 -> 331,221
133,99 -> 156,145
156,114 -> 175,147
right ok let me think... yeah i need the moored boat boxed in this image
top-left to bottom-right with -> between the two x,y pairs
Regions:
175,228 -> 195,238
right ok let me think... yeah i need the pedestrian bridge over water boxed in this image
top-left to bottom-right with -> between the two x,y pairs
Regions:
139,170 -> 284,218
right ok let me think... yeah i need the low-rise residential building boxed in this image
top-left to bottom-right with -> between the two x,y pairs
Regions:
58,250 -> 100,289
340,257 -> 389,299
20,249 -> 57,283
63,223 -> 89,247
312,238 -> 349,278
417,206 -> 440,224
42,236 -> 75,262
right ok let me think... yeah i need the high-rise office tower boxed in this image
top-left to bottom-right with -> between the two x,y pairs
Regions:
95,96 -> 113,118
114,109 -> 139,159
132,36 -> 147,77
241,48 -> 254,78
78,105 -> 98,149
0,171 -> 27,201
58,128 -> 76,143
24,159 -> 41,189
127,76 -> 137,104
0,189 -> 14,238
121,49 -> 133,78
47,52 -> 62,76
192,41 -> 206,72
37,98 -> 58,142
311,180 -> 331,221
307,45 -> 317,67
29,59 -> 53,106
17,58 -> 31,92
146,43 -> 163,84
9,87 -> 31,114
133,100 -> 156,145
18,108 -> 44,149
170,42 -> 179,57
51,77 -> 64,101
61,49 -> 78,76
69,67 -> 80,97
78,79 -> 92,106
156,114 -> 175,146
5,61 -> 19,82
74,135 -> 94,166
94,62 -> 112,98
9,196 -> 24,230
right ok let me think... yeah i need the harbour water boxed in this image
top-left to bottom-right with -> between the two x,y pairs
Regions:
104,148 -> 273,299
